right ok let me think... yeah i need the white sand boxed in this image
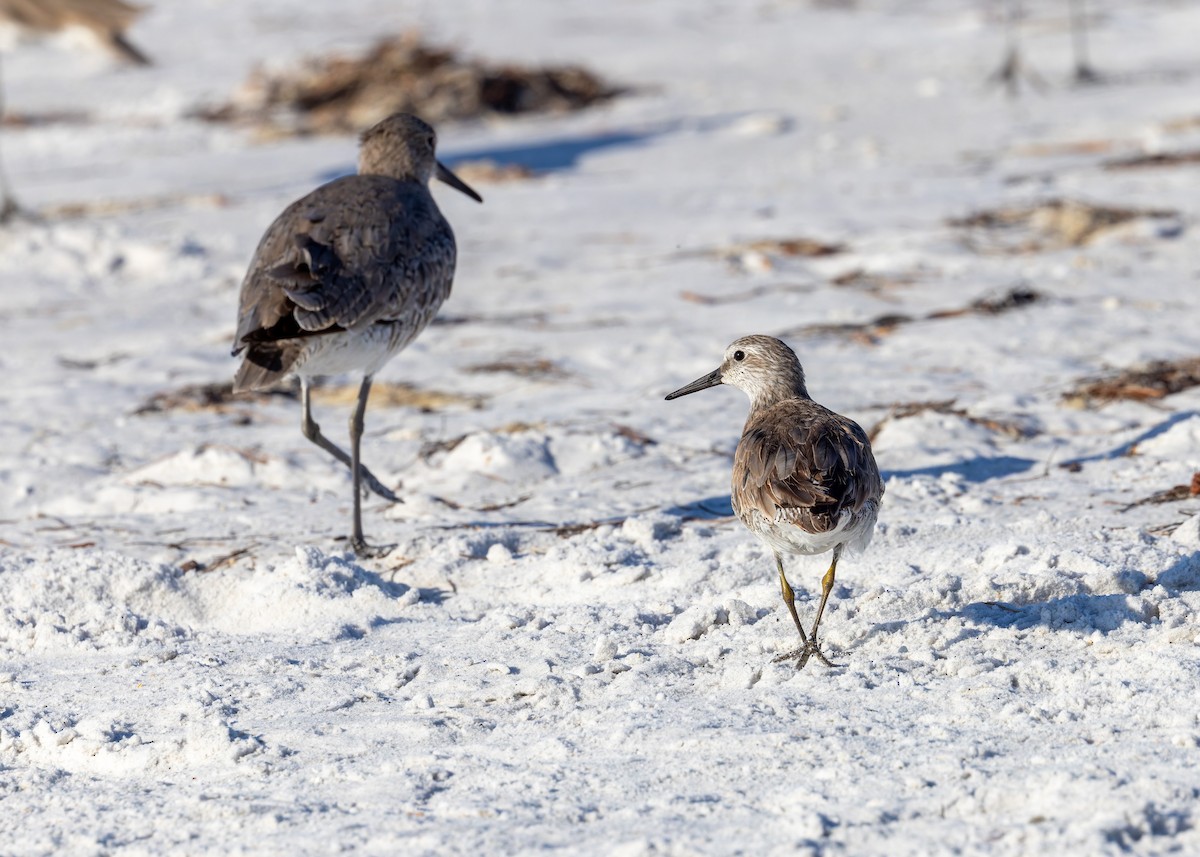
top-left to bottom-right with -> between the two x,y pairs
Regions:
3,1 -> 1200,853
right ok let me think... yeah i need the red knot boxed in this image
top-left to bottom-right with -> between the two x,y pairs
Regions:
233,113 -> 482,556
667,335 -> 884,669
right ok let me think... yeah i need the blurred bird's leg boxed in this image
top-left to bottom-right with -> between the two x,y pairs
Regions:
771,553 -> 834,670
300,377 -> 400,503
108,31 -> 152,67
348,375 -> 394,558
803,545 -> 842,669
985,0 -> 1047,97
774,553 -> 810,646
0,57 -> 23,223
1069,0 -> 1101,85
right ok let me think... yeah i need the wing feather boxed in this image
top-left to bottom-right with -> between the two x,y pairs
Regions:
232,175 -> 454,355
733,400 -> 882,533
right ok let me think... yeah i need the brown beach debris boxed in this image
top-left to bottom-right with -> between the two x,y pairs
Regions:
1063,357 -> 1200,408
464,355 -> 572,381
200,32 -> 623,137
866,399 -> 1037,443
679,283 -> 813,306
1103,150 -> 1200,171
948,199 -> 1181,253
137,380 -> 483,416
1120,472 -> 1200,512
134,382 -> 292,415
311,381 -> 485,412
782,286 -> 1042,345
829,268 -> 919,295
712,237 -> 846,273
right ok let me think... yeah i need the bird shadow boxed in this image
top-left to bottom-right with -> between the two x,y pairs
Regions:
317,127 -> 663,185
317,111 -> 787,182
881,455 -> 1037,483
443,129 -> 657,172
663,495 -> 735,519
1059,410 -> 1198,469
962,550 -> 1200,633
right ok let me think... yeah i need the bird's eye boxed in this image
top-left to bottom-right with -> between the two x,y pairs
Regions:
733,350 -> 745,361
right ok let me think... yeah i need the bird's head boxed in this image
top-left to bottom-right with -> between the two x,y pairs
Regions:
358,113 -> 482,203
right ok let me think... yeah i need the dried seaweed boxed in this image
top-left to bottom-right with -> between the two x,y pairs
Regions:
948,199 -> 1181,253
1062,357 -> 1200,408
418,421 -> 545,463
1103,150 -> 1200,171
41,192 -> 229,221
312,381 -> 485,412
707,237 -> 845,273
464,356 -> 571,380
829,268 -> 918,294
612,424 -> 657,447
180,546 -> 254,573
781,286 -> 1042,345
134,382 -> 292,415
679,283 -> 813,305
866,399 -> 1037,443
742,238 -> 844,258
1120,473 -> 1200,512
200,32 -> 624,137
136,380 -> 483,416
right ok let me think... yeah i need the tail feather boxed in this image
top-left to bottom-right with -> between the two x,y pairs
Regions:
233,343 -> 299,393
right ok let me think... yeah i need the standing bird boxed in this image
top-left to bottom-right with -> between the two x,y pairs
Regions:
0,0 -> 151,219
232,113 -> 482,556
666,336 -> 884,669
987,0 -> 1099,96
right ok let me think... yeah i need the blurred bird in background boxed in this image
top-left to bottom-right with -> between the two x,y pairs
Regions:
989,0 -> 1099,96
0,0 -> 151,219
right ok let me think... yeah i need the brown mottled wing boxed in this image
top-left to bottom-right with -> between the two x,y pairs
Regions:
232,174 -> 454,390
3,0 -> 141,32
733,400 -> 882,533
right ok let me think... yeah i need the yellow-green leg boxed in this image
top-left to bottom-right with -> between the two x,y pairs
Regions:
774,552 -> 810,645
804,544 -> 843,668
770,552 -> 835,670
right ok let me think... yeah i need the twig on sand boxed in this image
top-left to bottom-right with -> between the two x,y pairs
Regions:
180,546 -> 254,573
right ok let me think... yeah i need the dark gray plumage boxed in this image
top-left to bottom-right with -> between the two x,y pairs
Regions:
232,113 -> 482,555
666,335 -> 884,669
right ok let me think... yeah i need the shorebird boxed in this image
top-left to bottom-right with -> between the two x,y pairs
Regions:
988,0 -> 1099,96
0,0 -> 151,65
232,113 -> 482,556
666,335 -> 884,669
0,0 -> 151,219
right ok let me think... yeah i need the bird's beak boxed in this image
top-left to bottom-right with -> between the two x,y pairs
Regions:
436,161 -> 483,203
665,368 -> 723,400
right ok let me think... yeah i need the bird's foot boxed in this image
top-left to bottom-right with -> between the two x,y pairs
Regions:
351,538 -> 396,559
773,640 -> 838,670
0,198 -> 36,225
358,467 -> 402,503
1073,65 -> 1103,86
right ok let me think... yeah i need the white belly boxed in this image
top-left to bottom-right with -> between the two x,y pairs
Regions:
742,501 -> 879,558
292,312 -> 431,379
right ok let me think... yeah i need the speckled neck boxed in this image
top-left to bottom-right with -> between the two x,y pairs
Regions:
745,367 -> 810,412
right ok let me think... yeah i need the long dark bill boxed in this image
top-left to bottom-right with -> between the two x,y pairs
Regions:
436,161 -> 484,203
665,368 -> 723,400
